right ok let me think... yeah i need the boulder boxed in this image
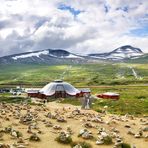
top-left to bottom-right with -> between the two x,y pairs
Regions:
84,122 -> 93,128
101,132 -> 108,138
125,124 -> 131,128
57,116 -> 67,122
96,140 -> 104,145
53,125 -> 62,130
134,134 -> 141,138
127,130 -> 135,135
0,144 -> 10,148
82,131 -> 93,139
73,144 -> 82,148
142,127 -> 148,132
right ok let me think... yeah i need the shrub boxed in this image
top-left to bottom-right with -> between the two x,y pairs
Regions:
71,141 -> 92,148
103,136 -> 113,145
29,134 -> 41,142
121,143 -> 131,148
55,134 -> 72,144
95,108 -> 103,113
16,131 -> 23,138
137,96 -> 146,99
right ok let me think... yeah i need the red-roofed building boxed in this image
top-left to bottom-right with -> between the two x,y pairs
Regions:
97,92 -> 120,100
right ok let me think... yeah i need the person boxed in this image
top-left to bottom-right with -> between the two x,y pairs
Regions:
86,97 -> 90,109
81,93 -> 91,109
43,99 -> 46,104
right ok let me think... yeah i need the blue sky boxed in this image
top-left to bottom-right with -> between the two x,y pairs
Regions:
0,0 -> 148,57
58,4 -> 82,16
130,26 -> 148,37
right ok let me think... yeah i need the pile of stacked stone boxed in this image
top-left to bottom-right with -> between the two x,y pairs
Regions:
56,131 -> 71,144
57,116 -> 67,122
0,132 -> 3,141
19,112 -> 34,125
113,137 -> 124,148
12,137 -> 29,148
66,126 -> 73,135
79,129 -> 93,139
72,108 -> 81,116
126,125 -> 146,139
134,130 -> 143,138
13,109 -> 21,119
0,143 -> 11,148
96,128 -> 110,145
83,122 -> 94,128
45,112 -> 52,118
53,125 -> 62,130
73,144 -> 82,148
110,127 -> 120,138
0,126 -> 22,140
29,133 -> 40,142
45,121 -> 53,127
91,116 -> 104,123
45,111 -> 60,120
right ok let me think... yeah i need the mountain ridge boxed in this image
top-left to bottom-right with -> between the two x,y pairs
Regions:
0,45 -> 146,65
88,45 -> 144,61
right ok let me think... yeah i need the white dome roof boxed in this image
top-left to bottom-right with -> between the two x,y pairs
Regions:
39,80 -> 80,96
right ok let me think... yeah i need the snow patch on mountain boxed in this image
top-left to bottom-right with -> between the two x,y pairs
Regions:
12,50 -> 49,60
49,53 -> 58,58
107,52 -> 143,59
66,54 -> 84,59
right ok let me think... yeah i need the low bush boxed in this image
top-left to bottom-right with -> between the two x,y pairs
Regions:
71,141 -> 92,148
103,136 -> 113,145
29,134 -> 41,142
16,131 -> 23,138
121,143 -> 131,148
55,134 -> 72,144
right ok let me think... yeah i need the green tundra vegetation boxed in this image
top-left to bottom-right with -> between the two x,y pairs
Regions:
0,63 -> 147,115
60,85 -> 148,115
0,63 -> 148,86
91,85 -> 148,115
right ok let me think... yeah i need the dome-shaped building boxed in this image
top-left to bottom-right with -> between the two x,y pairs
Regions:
38,80 -> 80,98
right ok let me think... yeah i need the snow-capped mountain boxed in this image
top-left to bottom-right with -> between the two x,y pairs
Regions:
88,45 -> 144,61
0,49 -> 86,65
0,45 -> 145,65
11,49 -> 84,60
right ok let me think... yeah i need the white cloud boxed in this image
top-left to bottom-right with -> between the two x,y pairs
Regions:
0,0 -> 148,57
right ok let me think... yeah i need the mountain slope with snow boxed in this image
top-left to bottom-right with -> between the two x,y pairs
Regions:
0,45 -> 146,65
89,45 -> 144,61
0,49 -> 87,65
12,50 -> 49,60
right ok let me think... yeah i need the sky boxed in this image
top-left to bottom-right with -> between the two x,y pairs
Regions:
0,0 -> 148,57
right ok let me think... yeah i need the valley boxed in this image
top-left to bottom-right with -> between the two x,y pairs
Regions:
0,62 -> 147,116
0,63 -> 147,86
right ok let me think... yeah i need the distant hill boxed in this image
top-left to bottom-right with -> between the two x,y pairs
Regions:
88,45 -> 144,61
0,49 -> 89,65
0,45 -> 147,65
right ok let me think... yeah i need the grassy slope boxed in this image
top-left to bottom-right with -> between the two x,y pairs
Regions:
0,63 -> 148,86
127,54 -> 148,64
60,85 -> 148,115
91,85 -> 148,115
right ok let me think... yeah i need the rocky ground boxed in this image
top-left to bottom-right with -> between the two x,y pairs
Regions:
0,101 -> 147,148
